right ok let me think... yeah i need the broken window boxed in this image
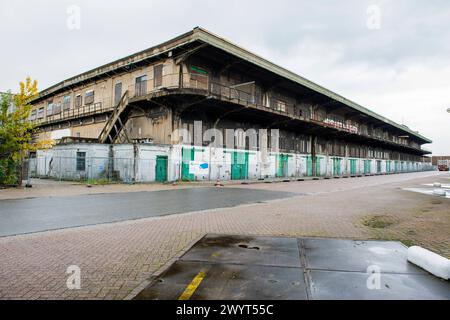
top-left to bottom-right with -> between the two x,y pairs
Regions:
37,107 -> 44,119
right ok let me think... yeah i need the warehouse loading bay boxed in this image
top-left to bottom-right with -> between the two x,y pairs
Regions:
0,171 -> 449,299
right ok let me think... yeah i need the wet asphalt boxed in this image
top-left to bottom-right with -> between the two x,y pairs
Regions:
0,187 -> 296,237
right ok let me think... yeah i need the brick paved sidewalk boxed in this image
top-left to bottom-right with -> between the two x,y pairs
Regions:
0,172 -> 448,300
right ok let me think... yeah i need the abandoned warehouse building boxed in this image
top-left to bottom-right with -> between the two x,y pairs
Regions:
28,27 -> 433,182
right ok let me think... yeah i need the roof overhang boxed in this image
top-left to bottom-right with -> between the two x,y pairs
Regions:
192,28 -> 432,144
31,27 -> 432,144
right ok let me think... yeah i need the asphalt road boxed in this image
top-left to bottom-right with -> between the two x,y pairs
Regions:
0,187 -> 296,237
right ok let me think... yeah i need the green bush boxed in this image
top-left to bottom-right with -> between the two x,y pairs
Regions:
0,157 -> 19,186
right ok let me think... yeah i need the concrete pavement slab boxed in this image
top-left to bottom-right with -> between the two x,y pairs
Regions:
303,238 -> 426,274
135,235 -> 450,300
135,261 -> 307,300
180,234 -> 301,267
309,270 -> 450,300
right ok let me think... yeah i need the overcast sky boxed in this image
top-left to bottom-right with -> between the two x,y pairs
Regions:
1,0 -> 449,154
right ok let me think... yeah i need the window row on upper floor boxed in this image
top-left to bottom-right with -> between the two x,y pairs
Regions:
29,63 -> 169,121
30,89 -> 96,120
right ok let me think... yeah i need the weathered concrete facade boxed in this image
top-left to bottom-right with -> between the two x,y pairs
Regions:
29,28 -> 432,182
32,142 -> 432,183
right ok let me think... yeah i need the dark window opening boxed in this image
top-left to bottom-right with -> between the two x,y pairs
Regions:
63,96 -> 71,110
75,95 -> 82,108
153,65 -> 163,88
85,91 -> 94,105
114,82 -> 122,106
135,75 -> 147,97
76,152 -> 86,171
190,65 -> 208,89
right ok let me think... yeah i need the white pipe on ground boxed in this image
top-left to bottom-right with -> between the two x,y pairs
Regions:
433,182 -> 441,188
433,188 -> 446,196
407,246 -> 450,280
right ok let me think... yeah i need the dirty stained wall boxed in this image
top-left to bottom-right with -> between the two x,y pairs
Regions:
32,143 -> 432,183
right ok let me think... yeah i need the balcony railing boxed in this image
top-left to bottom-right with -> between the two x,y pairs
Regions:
124,72 -> 428,151
30,98 -> 114,125
128,73 -> 181,98
31,72 -> 426,152
134,80 -> 147,97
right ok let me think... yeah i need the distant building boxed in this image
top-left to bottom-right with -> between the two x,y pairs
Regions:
431,156 -> 450,166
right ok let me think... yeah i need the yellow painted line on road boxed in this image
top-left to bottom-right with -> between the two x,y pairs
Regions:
178,269 -> 207,300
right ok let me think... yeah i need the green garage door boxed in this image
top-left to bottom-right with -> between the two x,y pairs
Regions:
364,160 -> 371,174
349,159 -> 357,175
306,156 -> 321,176
155,156 -> 168,182
332,157 -> 341,176
181,147 -> 195,181
306,156 -> 313,177
315,157 -> 322,176
231,151 -> 249,180
386,161 -> 391,173
276,154 -> 289,178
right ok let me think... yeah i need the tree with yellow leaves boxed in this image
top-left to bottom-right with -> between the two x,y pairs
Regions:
0,77 -> 44,186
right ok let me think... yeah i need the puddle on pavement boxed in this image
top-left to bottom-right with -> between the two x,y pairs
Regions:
403,187 -> 450,199
134,235 -> 450,300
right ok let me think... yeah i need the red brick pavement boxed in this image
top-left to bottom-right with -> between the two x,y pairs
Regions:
0,171 -> 448,299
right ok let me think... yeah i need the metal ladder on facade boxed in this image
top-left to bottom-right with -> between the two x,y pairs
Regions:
98,91 -> 131,144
